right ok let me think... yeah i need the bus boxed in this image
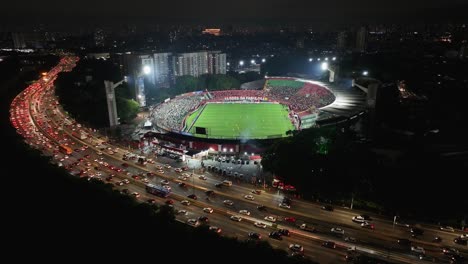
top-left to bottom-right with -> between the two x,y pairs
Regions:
59,145 -> 73,155
145,183 -> 171,198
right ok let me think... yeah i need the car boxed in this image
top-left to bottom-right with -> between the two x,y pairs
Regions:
174,168 -> 182,173
254,222 -> 267,229
230,215 -> 242,222
251,189 -> 262,195
131,192 -> 140,198
223,200 -> 234,206
205,190 -> 215,196
284,217 -> 296,223
209,226 -> 222,233
115,181 -> 123,186
121,189 -> 130,195
278,229 -> 290,236
279,203 -> 291,209
264,216 -> 276,222
203,207 -> 214,214
187,219 -> 199,227
331,227 -> 345,235
459,234 -> 468,240
131,175 -> 140,180
244,194 -> 255,200
122,179 -> 130,184
178,182 -> 186,187
257,205 -> 267,211
165,199 -> 174,205
442,247 -> 460,256
411,227 -> 424,236
121,163 -> 129,167
162,185 -> 171,191
187,194 -> 198,200
198,216 -> 209,223
454,237 -> 467,245
269,231 -> 283,240
147,198 -> 156,204
361,222 -> 375,229
105,176 -> 113,182
321,205 -> 334,211
164,164 -> 171,169
180,200 -> 191,206
352,216 -> 366,223
248,232 -> 262,240
177,209 -> 188,215
289,244 -> 304,252
344,237 -> 357,243
397,238 -> 411,246
141,178 -> 149,183
411,246 -> 425,255
178,176 -> 188,181
214,183 -> 223,188
198,175 -> 207,180
440,226 -> 455,232
322,241 -> 336,249
239,210 -> 250,215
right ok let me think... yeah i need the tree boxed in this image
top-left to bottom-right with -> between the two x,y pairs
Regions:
174,76 -> 199,94
116,98 -> 139,123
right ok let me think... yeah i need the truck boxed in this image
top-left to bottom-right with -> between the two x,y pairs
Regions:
299,223 -> 317,233
72,130 -> 87,140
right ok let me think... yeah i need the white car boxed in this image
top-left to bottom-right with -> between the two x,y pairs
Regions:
230,215 -> 243,222
198,175 -> 207,180
439,226 -> 455,232
203,207 -> 214,214
289,244 -> 304,252
178,176 -> 188,181
187,219 -> 199,227
244,195 -> 255,201
279,203 -> 290,209
264,216 -> 277,222
254,222 -> 267,229
331,227 -> 345,235
239,210 -> 251,216
411,246 -> 425,255
352,216 -> 365,223
160,179 -> 170,185
209,226 -> 222,233
165,164 -> 171,169
174,168 -> 182,173
181,200 -> 191,206
177,209 -> 188,215
223,200 -> 234,206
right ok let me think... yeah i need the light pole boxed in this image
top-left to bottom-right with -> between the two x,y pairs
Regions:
134,65 -> 151,107
321,62 -> 336,83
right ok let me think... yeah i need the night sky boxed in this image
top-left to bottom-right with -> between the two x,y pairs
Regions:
2,0 -> 467,25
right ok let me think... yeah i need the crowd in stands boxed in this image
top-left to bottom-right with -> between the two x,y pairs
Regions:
149,79 -> 335,131
149,94 -> 204,131
265,80 -> 335,112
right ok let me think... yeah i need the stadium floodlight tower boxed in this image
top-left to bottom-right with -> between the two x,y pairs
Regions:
321,62 -> 336,83
133,65 -> 152,107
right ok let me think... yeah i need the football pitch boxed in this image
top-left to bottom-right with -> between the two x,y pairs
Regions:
185,103 -> 295,139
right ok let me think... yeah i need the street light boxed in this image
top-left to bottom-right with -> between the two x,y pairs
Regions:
332,57 -> 337,61
261,58 -> 266,63
143,65 -> 151,75
250,59 -> 256,64
321,62 -> 329,71
362,71 -> 369,76
308,58 -> 313,62
239,60 -> 244,66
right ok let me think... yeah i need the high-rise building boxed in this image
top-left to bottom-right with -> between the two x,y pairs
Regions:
356,27 -> 368,52
94,29 -> 105,47
207,51 -> 227,74
172,51 -> 209,77
153,52 -> 173,88
337,31 -> 347,50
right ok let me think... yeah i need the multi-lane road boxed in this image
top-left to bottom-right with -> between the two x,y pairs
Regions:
9,56 -> 467,264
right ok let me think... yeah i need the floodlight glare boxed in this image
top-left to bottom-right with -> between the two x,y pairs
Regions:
261,58 -> 266,63
363,71 -> 369,76
251,59 -> 256,64
332,57 -> 337,61
325,57 -> 329,61
317,58 -> 321,61
309,58 -> 313,62
143,65 -> 151,75
321,62 -> 329,71
239,60 -> 244,66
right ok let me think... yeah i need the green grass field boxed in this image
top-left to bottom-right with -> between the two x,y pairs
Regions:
185,103 -> 294,139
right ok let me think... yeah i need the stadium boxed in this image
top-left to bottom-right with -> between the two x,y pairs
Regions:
146,77 -> 366,154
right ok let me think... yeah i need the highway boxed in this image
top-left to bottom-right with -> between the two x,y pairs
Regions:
9,56 -> 467,264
